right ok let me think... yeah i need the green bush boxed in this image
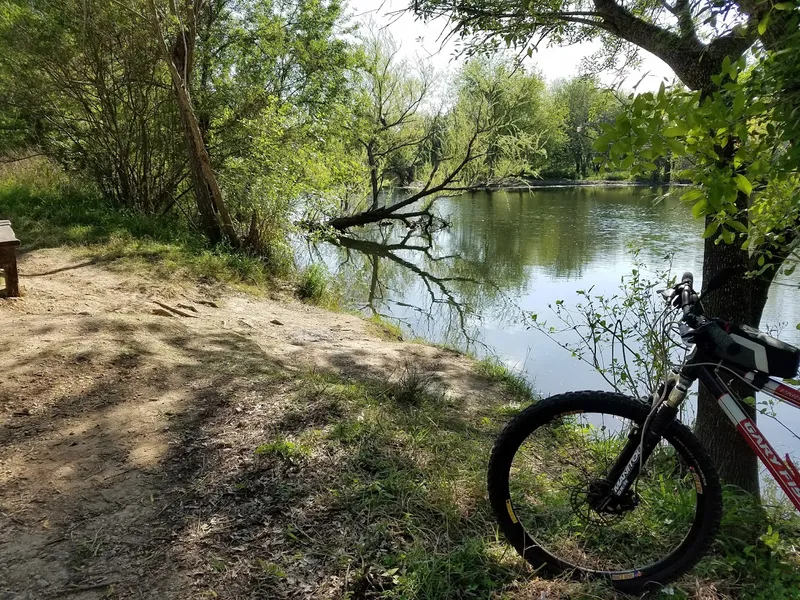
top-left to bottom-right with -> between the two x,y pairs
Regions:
0,159 -> 289,285
297,264 -> 330,303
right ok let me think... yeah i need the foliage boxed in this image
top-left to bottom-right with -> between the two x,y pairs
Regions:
546,77 -> 620,179
530,252 -> 682,399
594,32 -> 800,277
0,158 -> 282,284
694,486 -> 800,599
197,0 -> 356,251
447,58 -> 554,183
297,263 -> 332,304
0,0 -> 186,212
321,38 -> 556,230
0,0 -> 356,259
474,357 -> 536,401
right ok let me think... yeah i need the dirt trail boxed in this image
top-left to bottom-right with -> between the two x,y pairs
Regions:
0,249 -> 497,599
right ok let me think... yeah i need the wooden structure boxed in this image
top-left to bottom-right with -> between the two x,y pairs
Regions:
0,220 -> 20,297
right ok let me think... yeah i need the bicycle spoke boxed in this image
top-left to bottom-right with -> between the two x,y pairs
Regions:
509,409 -> 698,573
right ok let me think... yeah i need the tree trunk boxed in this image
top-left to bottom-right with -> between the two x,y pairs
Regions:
694,224 -> 763,494
149,0 -> 239,248
367,141 -> 380,211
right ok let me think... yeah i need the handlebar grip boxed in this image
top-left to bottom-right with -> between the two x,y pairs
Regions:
705,321 -> 741,359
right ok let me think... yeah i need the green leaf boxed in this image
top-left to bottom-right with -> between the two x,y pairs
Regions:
758,11 -> 771,35
733,93 -> 746,114
729,220 -> 748,233
774,2 -> 795,9
665,138 -> 686,155
721,55 -> 731,77
721,228 -> 736,244
703,221 -> 720,238
593,135 -> 612,151
692,199 -> 708,219
663,124 -> 688,137
680,189 -> 704,203
620,154 -> 635,170
734,174 -> 753,195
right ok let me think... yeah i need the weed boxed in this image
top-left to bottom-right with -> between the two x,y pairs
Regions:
297,263 -> 338,306
367,314 -> 404,341
254,438 -> 311,461
691,485 -> 800,599
385,361 -> 445,406
475,357 -> 536,402
256,559 -> 286,579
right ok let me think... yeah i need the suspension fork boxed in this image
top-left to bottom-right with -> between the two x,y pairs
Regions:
598,371 -> 695,505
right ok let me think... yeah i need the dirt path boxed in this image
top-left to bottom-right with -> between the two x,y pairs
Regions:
0,249 -> 501,599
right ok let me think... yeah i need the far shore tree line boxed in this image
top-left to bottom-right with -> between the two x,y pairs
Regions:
2,0 -> 800,501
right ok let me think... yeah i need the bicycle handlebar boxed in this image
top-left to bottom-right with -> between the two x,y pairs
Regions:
674,271 -> 742,358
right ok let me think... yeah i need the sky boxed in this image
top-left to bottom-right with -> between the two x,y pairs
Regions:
347,0 -> 677,92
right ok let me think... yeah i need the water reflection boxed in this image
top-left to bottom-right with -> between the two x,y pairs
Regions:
312,187 -> 701,351
307,186 -> 799,429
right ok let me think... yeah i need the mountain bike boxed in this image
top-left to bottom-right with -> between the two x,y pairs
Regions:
488,271 -> 800,592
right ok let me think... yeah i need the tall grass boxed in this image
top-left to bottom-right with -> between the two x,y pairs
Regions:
0,158 -> 290,285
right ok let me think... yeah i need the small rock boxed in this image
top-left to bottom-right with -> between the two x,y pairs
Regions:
270,319 -> 284,326
197,300 -> 219,308
152,308 -> 175,318
36,578 -> 49,588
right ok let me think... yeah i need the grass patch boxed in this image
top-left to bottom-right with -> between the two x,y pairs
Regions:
367,314 -> 405,341
296,264 -> 333,304
254,438 -> 312,461
295,369 -> 529,599
475,357 -> 536,402
691,486 -> 800,599
0,158 -> 290,286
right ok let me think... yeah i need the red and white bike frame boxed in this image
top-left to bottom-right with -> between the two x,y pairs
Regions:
702,366 -> 800,510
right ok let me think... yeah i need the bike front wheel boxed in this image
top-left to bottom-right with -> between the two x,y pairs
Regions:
488,391 -> 722,593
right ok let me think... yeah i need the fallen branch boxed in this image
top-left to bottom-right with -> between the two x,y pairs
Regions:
153,300 -> 198,318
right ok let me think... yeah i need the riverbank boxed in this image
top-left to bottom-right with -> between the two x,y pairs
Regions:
0,246 -> 542,599
476,178 -> 690,191
2,174 -> 798,599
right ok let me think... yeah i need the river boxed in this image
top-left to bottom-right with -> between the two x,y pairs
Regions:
306,186 -> 800,463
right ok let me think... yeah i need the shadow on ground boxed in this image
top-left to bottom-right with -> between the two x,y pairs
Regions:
0,312 -> 529,600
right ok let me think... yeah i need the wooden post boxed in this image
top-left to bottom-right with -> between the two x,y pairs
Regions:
0,220 -> 21,297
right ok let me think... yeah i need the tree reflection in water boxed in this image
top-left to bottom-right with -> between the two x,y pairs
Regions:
330,223 -> 521,350
306,187 -> 694,353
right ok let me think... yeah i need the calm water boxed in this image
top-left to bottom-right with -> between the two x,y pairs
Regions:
308,187 -> 800,456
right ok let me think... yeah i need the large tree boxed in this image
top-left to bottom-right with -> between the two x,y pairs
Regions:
322,33 -> 548,232
411,0 -> 800,493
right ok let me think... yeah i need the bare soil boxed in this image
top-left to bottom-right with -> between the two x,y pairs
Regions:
0,249 -> 501,599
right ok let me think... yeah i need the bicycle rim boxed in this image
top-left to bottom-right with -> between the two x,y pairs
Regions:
506,405 -> 705,576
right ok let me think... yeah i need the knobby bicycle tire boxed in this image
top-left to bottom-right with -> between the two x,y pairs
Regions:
488,391 -> 723,593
